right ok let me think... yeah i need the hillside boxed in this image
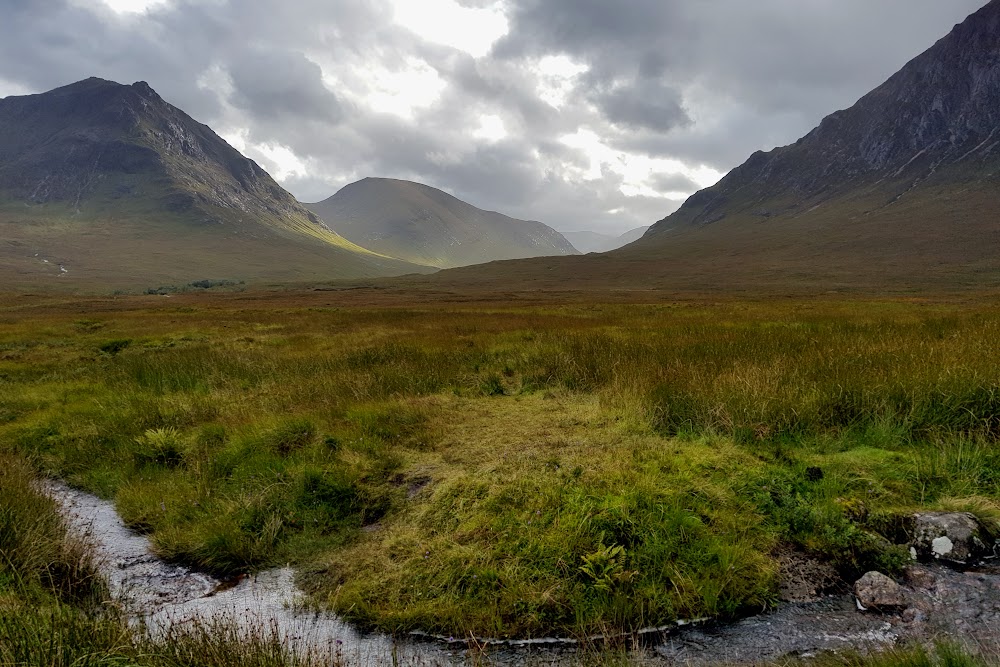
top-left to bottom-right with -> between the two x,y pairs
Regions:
563,226 -> 650,254
306,177 -> 578,269
0,78 -> 426,289
633,0 -> 1000,285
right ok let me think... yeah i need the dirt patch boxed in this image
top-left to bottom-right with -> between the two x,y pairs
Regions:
776,546 -> 844,602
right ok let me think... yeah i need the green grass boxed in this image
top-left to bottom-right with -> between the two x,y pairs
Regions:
802,643 -> 999,667
0,450 -> 324,667
3,294 -> 1000,637
0,454 -> 107,607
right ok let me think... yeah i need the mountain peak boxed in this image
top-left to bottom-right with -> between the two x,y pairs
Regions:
0,75 -> 339,238
648,1 -> 1000,233
0,78 -> 426,286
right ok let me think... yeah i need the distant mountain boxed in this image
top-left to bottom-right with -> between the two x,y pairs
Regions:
306,178 -> 578,269
0,78 -> 425,288
561,231 -> 610,254
563,226 -> 650,254
414,1 -> 1000,293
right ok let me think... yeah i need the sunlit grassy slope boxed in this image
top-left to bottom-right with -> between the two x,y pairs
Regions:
0,200 -> 430,291
3,291 -> 1000,637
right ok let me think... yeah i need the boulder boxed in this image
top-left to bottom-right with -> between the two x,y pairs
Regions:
911,512 -> 994,566
854,571 -> 908,611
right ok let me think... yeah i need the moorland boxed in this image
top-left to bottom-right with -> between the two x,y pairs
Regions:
4,3 -> 1000,664
3,287 -> 1000,657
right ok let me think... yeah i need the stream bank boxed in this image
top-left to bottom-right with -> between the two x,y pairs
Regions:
49,481 -> 996,666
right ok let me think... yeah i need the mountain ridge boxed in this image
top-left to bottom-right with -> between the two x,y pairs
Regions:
563,226 -> 650,254
411,0 -> 1000,293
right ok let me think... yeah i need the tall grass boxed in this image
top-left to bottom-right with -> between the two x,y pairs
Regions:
0,451 -> 326,667
0,453 -> 105,606
3,297 -> 1000,636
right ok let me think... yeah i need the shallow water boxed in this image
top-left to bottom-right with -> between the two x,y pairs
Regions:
49,481 -> 997,665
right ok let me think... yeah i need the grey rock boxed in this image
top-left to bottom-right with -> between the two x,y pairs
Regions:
854,571 -> 908,611
911,512 -> 994,566
904,565 -> 938,592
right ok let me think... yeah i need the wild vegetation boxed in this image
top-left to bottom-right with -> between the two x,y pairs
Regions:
3,291 -> 1000,640
0,450 -> 326,666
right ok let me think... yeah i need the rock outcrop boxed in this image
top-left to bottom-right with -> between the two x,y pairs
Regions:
910,512 -> 994,566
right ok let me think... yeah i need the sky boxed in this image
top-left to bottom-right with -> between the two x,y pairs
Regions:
0,0 -> 987,235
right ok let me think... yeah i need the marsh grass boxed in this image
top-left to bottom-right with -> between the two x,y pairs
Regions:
802,642 -> 1000,667
0,600 -> 336,667
0,451 -> 324,667
0,453 -> 105,607
3,296 -> 1000,636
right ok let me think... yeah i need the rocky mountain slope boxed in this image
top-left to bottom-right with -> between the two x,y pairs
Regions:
644,0 -> 1000,246
0,78 -> 424,288
307,178 -> 578,269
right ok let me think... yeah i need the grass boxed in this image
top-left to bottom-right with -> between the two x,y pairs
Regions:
0,199 -> 428,294
3,292 -> 1000,638
0,453 -> 105,608
801,643 -> 1000,667
0,450 -> 324,667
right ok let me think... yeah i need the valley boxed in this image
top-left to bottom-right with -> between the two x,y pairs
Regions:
3,1 -> 1000,665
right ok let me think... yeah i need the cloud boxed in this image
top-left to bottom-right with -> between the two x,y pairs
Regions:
227,47 -> 343,123
592,80 -> 690,133
648,173 -> 699,194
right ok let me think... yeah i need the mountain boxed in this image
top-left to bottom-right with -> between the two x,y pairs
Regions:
412,1 -> 1000,294
632,0 -> 1000,286
0,78 -> 425,288
561,231 -> 611,254
563,226 -> 650,254
306,178 -> 578,269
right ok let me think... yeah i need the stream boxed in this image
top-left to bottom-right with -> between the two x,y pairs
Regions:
49,481 -> 998,666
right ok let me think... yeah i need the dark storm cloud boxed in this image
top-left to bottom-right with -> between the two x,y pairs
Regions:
434,54 -> 562,134
0,0 -> 167,91
227,47 -> 343,123
592,80 -> 690,133
0,0 -> 989,235
496,0 -> 987,169
494,0 -> 677,66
